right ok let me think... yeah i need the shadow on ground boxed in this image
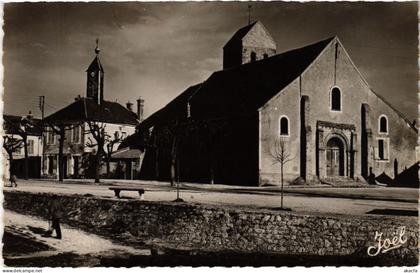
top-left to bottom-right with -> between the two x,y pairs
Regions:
3,231 -> 52,256
366,209 -> 418,217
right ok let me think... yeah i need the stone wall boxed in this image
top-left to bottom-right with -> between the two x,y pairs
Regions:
4,191 -> 418,264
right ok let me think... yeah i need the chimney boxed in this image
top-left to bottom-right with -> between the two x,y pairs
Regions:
126,101 -> 133,112
137,97 -> 144,121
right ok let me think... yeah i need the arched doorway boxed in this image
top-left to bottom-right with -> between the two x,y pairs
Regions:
326,137 -> 345,177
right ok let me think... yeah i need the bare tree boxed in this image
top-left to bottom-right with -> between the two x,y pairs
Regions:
270,138 -> 294,209
2,135 -> 23,184
13,114 -> 35,180
85,121 -> 107,183
104,131 -> 123,178
45,122 -> 78,182
157,122 -> 181,187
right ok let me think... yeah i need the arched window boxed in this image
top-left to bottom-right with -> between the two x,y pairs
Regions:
379,115 -> 388,133
279,116 -> 289,136
263,53 -> 268,59
330,87 -> 341,111
250,52 -> 256,62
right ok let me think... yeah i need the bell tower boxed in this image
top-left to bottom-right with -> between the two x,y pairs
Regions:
223,21 -> 277,69
86,39 -> 104,104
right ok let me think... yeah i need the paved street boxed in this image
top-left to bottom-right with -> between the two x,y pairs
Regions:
4,179 -> 418,216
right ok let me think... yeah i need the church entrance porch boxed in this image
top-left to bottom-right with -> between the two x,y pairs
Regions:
326,137 -> 345,177
316,121 -> 356,181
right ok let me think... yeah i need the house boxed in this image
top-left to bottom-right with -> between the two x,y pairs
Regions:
130,21 -> 418,186
42,43 -> 142,179
3,113 -> 43,179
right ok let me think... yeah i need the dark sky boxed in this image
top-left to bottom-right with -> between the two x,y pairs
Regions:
3,2 -> 418,121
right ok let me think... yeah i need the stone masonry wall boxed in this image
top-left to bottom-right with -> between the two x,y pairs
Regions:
4,191 -> 418,264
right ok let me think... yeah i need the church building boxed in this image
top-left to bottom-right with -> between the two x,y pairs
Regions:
135,21 -> 418,186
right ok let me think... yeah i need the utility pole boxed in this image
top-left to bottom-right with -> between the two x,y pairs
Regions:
39,96 -> 45,119
39,96 -> 45,176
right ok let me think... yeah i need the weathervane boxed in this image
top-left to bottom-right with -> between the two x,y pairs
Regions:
95,38 -> 100,55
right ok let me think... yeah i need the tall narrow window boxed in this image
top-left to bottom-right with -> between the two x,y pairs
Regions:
250,52 -> 256,62
263,53 -> 268,59
378,139 -> 384,160
279,116 -> 289,136
331,87 -> 341,111
47,130 -> 55,144
379,115 -> 388,133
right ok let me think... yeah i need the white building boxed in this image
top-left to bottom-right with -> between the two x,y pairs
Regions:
42,43 -> 142,179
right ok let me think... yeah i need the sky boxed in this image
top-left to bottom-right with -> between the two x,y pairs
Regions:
3,2 -> 418,121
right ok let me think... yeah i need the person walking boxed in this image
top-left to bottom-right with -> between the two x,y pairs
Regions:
48,195 -> 63,239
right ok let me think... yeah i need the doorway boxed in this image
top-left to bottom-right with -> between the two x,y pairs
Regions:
326,137 -> 345,177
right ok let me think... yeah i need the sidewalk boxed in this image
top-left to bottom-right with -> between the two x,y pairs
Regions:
29,178 -> 418,203
4,179 -> 418,216
3,210 -> 151,262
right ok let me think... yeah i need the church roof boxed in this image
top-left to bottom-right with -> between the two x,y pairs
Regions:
134,36 -> 333,132
190,36 -> 335,118
223,21 -> 257,48
137,83 -> 202,131
86,56 -> 104,72
43,98 -> 138,126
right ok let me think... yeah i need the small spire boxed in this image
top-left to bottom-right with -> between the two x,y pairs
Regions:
95,38 -> 100,55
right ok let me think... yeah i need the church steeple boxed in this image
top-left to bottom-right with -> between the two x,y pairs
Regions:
86,39 -> 104,104
223,21 -> 277,69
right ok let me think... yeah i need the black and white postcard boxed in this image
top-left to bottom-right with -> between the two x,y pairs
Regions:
2,1 -> 419,270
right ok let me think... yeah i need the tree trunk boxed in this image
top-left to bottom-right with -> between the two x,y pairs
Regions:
94,148 -> 103,183
280,163 -> 284,209
170,137 -> 178,187
94,154 -> 101,183
23,135 -> 28,180
8,151 -> 14,181
106,158 -> 111,178
58,129 -> 65,182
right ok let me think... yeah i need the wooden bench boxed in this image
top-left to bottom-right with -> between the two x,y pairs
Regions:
109,187 -> 145,199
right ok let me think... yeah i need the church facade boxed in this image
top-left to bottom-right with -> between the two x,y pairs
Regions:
136,21 -> 417,186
